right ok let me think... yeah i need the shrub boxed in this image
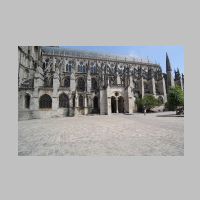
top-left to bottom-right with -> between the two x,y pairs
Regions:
142,94 -> 160,111
167,86 -> 184,111
136,94 -> 162,112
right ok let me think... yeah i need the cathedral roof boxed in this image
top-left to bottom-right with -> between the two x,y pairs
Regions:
41,46 -> 160,67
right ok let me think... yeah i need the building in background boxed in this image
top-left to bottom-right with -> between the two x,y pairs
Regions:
18,46 -> 184,120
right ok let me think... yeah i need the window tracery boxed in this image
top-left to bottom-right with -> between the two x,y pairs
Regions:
77,77 -> 85,91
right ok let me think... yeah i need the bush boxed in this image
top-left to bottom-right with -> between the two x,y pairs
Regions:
167,86 -> 184,111
142,94 -> 161,111
136,94 -> 162,112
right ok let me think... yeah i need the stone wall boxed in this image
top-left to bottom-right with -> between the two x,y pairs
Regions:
18,46 -> 178,120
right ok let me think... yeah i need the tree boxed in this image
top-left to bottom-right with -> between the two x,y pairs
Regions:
136,94 -> 162,112
142,94 -> 161,111
167,86 -> 184,111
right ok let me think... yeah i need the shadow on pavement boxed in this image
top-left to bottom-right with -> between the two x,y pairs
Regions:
156,114 -> 184,117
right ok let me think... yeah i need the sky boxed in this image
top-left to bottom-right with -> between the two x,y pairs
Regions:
63,46 -> 184,74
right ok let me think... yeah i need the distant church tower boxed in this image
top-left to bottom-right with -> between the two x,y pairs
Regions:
174,68 -> 183,90
166,52 -> 175,92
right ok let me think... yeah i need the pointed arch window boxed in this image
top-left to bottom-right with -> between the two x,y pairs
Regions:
66,64 -> 72,72
63,77 -> 70,87
77,77 -> 85,91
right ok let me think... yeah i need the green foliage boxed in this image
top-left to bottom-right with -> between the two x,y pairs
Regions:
136,94 -> 162,112
135,97 -> 143,112
167,86 -> 184,111
142,94 -> 161,111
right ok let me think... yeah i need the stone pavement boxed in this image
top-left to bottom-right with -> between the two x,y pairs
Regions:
18,112 -> 184,156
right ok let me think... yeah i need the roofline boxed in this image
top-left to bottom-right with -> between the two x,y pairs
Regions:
42,52 -> 160,68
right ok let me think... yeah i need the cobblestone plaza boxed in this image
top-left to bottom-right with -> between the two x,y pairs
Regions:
18,111 -> 184,156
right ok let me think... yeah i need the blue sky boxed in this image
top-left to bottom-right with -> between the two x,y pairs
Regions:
63,46 -> 184,74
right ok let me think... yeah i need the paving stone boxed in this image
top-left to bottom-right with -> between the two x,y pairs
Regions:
18,112 -> 184,156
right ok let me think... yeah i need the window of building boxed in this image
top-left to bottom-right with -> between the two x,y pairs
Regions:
59,93 -> 69,108
91,78 -> 98,90
39,94 -> 52,109
44,77 -> 53,87
78,63 -> 86,73
25,93 -> 30,109
66,64 -> 72,72
91,65 -> 97,74
77,77 -> 85,91
64,77 -> 70,87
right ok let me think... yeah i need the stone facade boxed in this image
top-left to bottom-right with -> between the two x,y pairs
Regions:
18,46 -> 184,120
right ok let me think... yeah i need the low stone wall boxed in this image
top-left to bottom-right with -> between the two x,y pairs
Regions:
18,108 -> 72,120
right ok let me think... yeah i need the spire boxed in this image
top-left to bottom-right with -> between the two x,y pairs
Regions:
166,52 -> 172,71
177,67 -> 180,76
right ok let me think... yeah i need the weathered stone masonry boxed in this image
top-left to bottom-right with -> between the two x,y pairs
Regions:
18,46 -> 184,120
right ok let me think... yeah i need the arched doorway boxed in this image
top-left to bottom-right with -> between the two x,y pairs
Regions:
79,95 -> 84,108
118,96 -> 124,113
59,93 -> 69,108
93,96 -> 99,113
111,96 -> 116,113
25,93 -> 30,109
39,94 -> 52,109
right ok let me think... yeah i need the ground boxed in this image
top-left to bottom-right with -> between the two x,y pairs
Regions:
18,111 -> 184,156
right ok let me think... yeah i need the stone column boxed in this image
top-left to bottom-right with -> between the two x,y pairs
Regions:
69,94 -> 74,117
117,75 -> 121,85
107,97 -> 111,115
87,71 -> 91,92
74,92 -> 78,116
162,78 -> 167,103
149,77 -> 156,96
116,97 -> 119,113
32,66 -> 44,111
84,95 -> 88,115
129,75 -> 133,88
70,73 -> 76,91
52,73 -> 59,110
140,77 -> 144,98
63,58 -> 66,73
52,56 -> 56,72
158,77 -> 167,103
127,86 -> 133,114
100,89 -> 109,115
